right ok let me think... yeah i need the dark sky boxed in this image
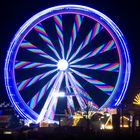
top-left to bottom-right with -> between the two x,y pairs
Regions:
0,0 -> 140,105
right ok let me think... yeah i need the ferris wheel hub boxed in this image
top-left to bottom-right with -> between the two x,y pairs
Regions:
57,59 -> 68,71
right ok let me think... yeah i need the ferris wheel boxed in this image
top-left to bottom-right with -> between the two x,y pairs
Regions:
4,5 -> 131,123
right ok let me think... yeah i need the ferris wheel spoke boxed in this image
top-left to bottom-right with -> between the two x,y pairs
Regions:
69,72 -> 92,101
27,72 -> 60,109
21,40 -> 58,63
34,23 -> 61,60
67,96 -> 75,113
39,69 -> 58,80
67,72 -> 87,111
70,40 -> 116,65
68,72 -> 99,109
54,15 -> 65,59
65,72 -> 72,93
44,95 -> 58,120
87,40 -> 116,58
37,71 -> 64,123
68,23 -> 102,62
17,68 -> 57,91
65,72 -> 75,111
66,15 -> 83,60
70,52 -> 92,65
70,68 -> 114,95
15,60 -> 56,69
17,74 -> 43,91
44,71 -> 65,120
71,62 -> 119,72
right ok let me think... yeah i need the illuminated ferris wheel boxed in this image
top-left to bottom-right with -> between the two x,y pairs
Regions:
4,5 -> 131,123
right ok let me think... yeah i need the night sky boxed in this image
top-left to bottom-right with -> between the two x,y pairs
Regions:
0,0 -> 140,105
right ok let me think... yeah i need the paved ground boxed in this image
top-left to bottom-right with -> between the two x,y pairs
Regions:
0,126 -> 140,140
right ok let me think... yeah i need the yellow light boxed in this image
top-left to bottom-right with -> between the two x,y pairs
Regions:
133,93 -> 140,105
105,125 -> 113,129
